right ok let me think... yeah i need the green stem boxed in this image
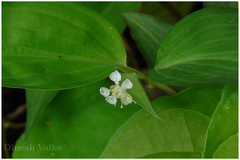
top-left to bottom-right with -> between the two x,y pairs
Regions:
118,66 -> 178,96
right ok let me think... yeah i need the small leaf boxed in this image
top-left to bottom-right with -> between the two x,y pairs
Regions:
148,7 -> 238,87
13,79 -> 140,158
121,73 -> 161,120
2,2 -> 126,90
203,2 -> 238,9
25,89 -> 58,141
100,84 -> 224,158
123,13 -> 173,68
83,2 -> 140,34
202,85 -> 238,158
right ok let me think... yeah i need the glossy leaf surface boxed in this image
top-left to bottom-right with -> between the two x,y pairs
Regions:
202,85 -> 238,158
83,2 -> 140,34
25,90 -> 59,141
124,13 -> 173,68
100,84 -> 224,158
2,2 -> 126,90
13,79 -> 140,158
121,73 -> 161,120
148,7 -> 238,87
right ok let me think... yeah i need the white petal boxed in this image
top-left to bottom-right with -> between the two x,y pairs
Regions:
105,96 -> 117,105
109,70 -> 121,85
122,93 -> 133,105
121,79 -> 133,90
100,87 -> 110,97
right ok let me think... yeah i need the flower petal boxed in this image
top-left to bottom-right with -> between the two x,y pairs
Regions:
123,93 -> 133,105
109,70 -> 121,85
100,87 -> 110,97
121,79 -> 133,90
105,96 -> 117,105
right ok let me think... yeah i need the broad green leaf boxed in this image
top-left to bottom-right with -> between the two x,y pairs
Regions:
83,2 -> 140,34
212,133 -> 238,158
13,79 -> 140,158
2,2 -> 126,90
203,2 -> 238,9
137,2 -> 196,24
202,85 -> 238,158
121,73 -> 161,120
148,7 -> 238,87
123,13 -> 173,68
100,84 -> 224,158
25,90 -> 59,141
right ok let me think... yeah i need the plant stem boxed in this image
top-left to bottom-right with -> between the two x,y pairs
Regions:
118,67 -> 178,96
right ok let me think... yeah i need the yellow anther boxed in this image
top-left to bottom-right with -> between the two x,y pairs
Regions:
120,105 -> 123,109
127,96 -> 130,98
110,98 -> 113,100
121,99 -> 124,102
111,92 -> 114,96
116,87 -> 119,91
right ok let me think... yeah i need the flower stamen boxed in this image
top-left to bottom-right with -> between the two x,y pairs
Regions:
100,70 -> 135,109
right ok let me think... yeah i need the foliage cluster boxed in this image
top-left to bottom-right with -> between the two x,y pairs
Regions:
2,2 -> 238,158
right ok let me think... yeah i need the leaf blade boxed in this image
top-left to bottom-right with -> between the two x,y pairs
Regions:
148,7 -> 238,87
83,2 -> 140,34
12,79 -> 140,158
202,84 -> 238,158
123,13 -> 173,68
25,89 -> 59,141
100,84 -> 224,158
2,2 -> 126,90
121,73 -> 161,120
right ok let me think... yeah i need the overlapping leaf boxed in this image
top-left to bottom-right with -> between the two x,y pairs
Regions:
202,85 -> 238,158
13,79 -> 140,158
2,2 -> 126,90
148,7 -> 238,87
83,2 -> 140,34
121,73 -> 161,120
25,90 -> 59,141
124,13 -> 173,68
100,84 -> 224,158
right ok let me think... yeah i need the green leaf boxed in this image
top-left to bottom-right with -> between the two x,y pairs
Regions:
25,89 -> 58,142
83,2 -> 140,34
121,73 -> 161,120
100,84 -> 224,158
212,133 -> 238,158
2,2 -> 126,90
203,2 -> 238,9
13,79 -> 140,158
123,13 -> 173,68
148,7 -> 238,87
202,85 -> 238,158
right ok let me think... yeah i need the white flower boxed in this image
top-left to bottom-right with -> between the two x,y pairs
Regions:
100,70 -> 136,109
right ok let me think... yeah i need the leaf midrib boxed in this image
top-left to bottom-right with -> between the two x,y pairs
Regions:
156,57 -> 237,70
3,5 -> 124,64
101,108 -> 209,157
